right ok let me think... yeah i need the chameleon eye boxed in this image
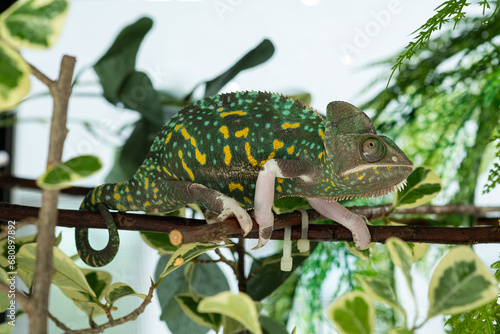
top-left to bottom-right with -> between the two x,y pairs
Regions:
361,138 -> 385,162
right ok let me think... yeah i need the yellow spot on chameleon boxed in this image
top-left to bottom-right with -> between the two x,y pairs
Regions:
91,192 -> 96,205
318,152 -> 324,159
219,126 -> 229,139
387,166 -> 392,170
190,137 -> 197,147
244,197 -> 252,204
217,107 -> 223,112
345,176 -> 349,180
325,186 -> 331,191
165,132 -> 172,144
220,111 -> 247,117
229,182 -> 244,191
287,145 -> 295,154
144,201 -> 151,207
331,181 -> 336,187
114,193 -> 120,200
145,177 -> 149,190
196,149 -> 206,165
174,124 -> 183,131
273,139 -> 284,150
127,195 -> 133,202
235,128 -> 249,138
125,187 -> 129,192
181,128 -> 190,140
178,150 -> 195,181
223,145 -> 232,165
277,185 -> 282,192
153,188 -> 159,198
358,175 -> 364,180
277,177 -> 284,183
163,166 -> 172,176
319,129 -> 325,140
282,122 -> 299,129
245,142 -> 258,167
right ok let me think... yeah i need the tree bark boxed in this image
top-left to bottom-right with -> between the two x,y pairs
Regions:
29,55 -> 76,334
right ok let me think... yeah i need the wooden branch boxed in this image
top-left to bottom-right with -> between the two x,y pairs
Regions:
0,173 -> 90,196
30,55 -> 76,334
50,280 -> 155,334
1,202 -> 499,246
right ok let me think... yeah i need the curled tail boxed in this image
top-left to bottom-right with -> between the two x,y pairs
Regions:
76,183 -> 131,267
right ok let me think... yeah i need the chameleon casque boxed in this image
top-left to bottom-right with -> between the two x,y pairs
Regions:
77,91 -> 413,267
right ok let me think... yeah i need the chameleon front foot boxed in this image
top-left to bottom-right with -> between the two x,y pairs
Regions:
308,198 -> 371,250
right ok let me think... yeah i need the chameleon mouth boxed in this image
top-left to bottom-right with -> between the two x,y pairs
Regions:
340,164 -> 413,177
323,178 -> 408,202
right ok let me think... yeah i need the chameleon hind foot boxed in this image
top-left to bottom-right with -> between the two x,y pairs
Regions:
75,203 -> 120,267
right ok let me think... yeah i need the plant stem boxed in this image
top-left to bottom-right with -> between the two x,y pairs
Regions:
29,55 -> 76,334
236,238 -> 246,292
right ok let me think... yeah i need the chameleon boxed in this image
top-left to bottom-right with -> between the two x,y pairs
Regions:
76,91 -> 413,267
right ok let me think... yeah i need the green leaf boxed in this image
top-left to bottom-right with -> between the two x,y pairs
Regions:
0,0 -> 69,49
198,291 -> 262,334
0,40 -> 30,111
259,315 -> 289,334
71,269 -> 112,319
272,197 -> 310,215
0,234 -> 37,268
247,244 -> 315,301
157,243 -> 230,280
155,254 -> 229,334
0,322 -> 15,334
389,328 -> 414,334
393,166 -> 442,209
407,243 -> 428,263
103,282 -> 146,304
200,39 -> 275,98
16,244 -> 96,299
94,17 -> 153,103
427,246 -> 498,318
36,155 -> 102,190
140,232 -> 178,255
289,93 -> 311,106
118,71 -> 163,123
175,294 -> 221,331
357,274 -> 405,317
327,291 -> 374,334
386,238 -> 414,295
0,267 -> 10,312
117,118 -> 161,180
345,242 -> 372,260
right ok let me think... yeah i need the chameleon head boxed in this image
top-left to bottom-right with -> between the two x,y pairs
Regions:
323,101 -> 413,199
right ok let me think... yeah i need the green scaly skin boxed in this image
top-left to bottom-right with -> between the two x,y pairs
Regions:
77,91 -> 413,267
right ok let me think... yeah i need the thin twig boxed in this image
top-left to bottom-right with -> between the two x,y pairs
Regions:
30,55 -> 76,334
28,64 -> 54,87
57,280 -> 155,334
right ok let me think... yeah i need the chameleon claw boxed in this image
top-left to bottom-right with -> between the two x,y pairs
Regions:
251,226 -> 273,250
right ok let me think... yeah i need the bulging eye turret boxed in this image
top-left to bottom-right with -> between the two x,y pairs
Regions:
361,138 -> 385,162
